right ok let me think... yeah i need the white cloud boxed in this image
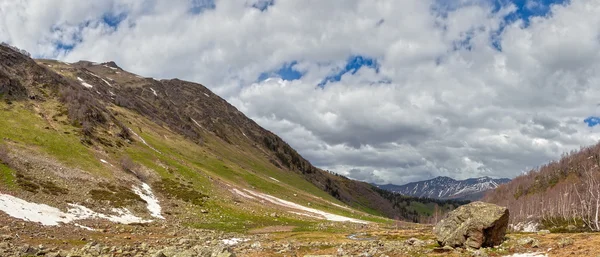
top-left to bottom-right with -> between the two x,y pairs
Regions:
1,0 -> 600,184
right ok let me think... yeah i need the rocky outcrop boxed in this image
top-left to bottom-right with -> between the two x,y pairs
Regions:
434,201 -> 509,249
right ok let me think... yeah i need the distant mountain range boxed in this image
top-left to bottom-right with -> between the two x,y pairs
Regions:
377,176 -> 511,201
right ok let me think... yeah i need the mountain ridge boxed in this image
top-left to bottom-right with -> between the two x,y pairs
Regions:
378,176 -> 511,201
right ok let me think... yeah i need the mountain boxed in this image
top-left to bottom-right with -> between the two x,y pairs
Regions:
378,176 -> 511,201
0,41 -> 470,247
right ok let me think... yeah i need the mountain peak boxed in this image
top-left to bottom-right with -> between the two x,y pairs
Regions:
101,61 -> 121,70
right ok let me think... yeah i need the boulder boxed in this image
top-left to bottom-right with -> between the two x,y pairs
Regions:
433,201 -> 509,249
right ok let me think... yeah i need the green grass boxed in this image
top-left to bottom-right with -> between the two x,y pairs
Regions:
408,202 -> 434,216
189,201 -> 316,233
0,102 -> 104,175
0,163 -> 15,187
105,107 -> 391,225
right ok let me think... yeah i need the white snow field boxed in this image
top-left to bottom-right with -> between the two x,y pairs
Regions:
0,193 -> 151,226
232,187 -> 367,224
133,183 -> 165,219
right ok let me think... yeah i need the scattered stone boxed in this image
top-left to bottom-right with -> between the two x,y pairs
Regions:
434,201 -> 509,249
518,237 -> 539,248
404,237 -> 425,247
558,237 -> 574,248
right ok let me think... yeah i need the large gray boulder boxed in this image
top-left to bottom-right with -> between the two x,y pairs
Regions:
433,201 -> 509,249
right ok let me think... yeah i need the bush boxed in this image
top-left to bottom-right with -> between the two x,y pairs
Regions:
120,156 -> 148,181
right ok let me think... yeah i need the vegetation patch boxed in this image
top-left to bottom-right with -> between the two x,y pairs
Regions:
154,178 -> 208,206
0,163 -> 15,187
89,182 -> 146,208
541,217 -> 589,233
15,173 -> 68,195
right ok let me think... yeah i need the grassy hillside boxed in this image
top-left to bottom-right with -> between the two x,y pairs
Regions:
0,43 -> 465,235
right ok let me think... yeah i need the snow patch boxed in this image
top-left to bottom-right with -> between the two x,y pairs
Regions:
330,202 -> 355,212
221,238 -> 248,246
133,183 -> 164,219
99,159 -> 114,167
128,128 -> 161,154
103,65 -> 117,70
289,211 -> 324,220
150,88 -> 158,96
74,223 -> 96,231
203,93 -> 210,97
509,221 -> 539,232
76,77 -> 93,89
191,118 -> 204,130
269,177 -> 280,183
231,188 -> 256,200
0,193 -> 151,226
242,189 -> 368,224
88,72 -> 112,87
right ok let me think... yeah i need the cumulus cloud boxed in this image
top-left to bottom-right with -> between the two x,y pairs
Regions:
1,0 -> 599,184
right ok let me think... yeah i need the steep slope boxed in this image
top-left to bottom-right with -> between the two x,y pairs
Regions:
1,43 -> 389,232
0,42 -> 470,239
379,176 -> 510,200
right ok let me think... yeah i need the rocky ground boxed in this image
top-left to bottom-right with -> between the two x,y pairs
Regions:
0,212 -> 594,257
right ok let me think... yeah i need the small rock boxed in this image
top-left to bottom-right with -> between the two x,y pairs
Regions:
472,249 -> 488,257
216,249 -> 236,257
517,237 -> 539,247
558,237 -> 574,248
405,238 -> 425,247
152,250 -> 167,257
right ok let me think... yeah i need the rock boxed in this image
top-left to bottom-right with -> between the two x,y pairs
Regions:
558,237 -> 573,248
404,238 -> 425,247
216,249 -> 236,257
152,250 -> 167,257
433,201 -> 509,249
472,249 -> 488,257
517,237 -> 539,247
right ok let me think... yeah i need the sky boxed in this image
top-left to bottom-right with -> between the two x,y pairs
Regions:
2,0 -> 600,185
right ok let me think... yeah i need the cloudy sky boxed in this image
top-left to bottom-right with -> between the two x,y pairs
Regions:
2,0 -> 600,185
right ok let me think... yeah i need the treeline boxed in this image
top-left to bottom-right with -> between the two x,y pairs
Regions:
373,187 -> 469,223
485,142 -> 600,231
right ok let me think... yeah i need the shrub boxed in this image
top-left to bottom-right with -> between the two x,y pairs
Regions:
120,156 -> 148,181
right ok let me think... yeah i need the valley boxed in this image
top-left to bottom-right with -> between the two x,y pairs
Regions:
0,42 -> 597,257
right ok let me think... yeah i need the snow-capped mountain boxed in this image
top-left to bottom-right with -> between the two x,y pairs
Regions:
378,176 -> 511,201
